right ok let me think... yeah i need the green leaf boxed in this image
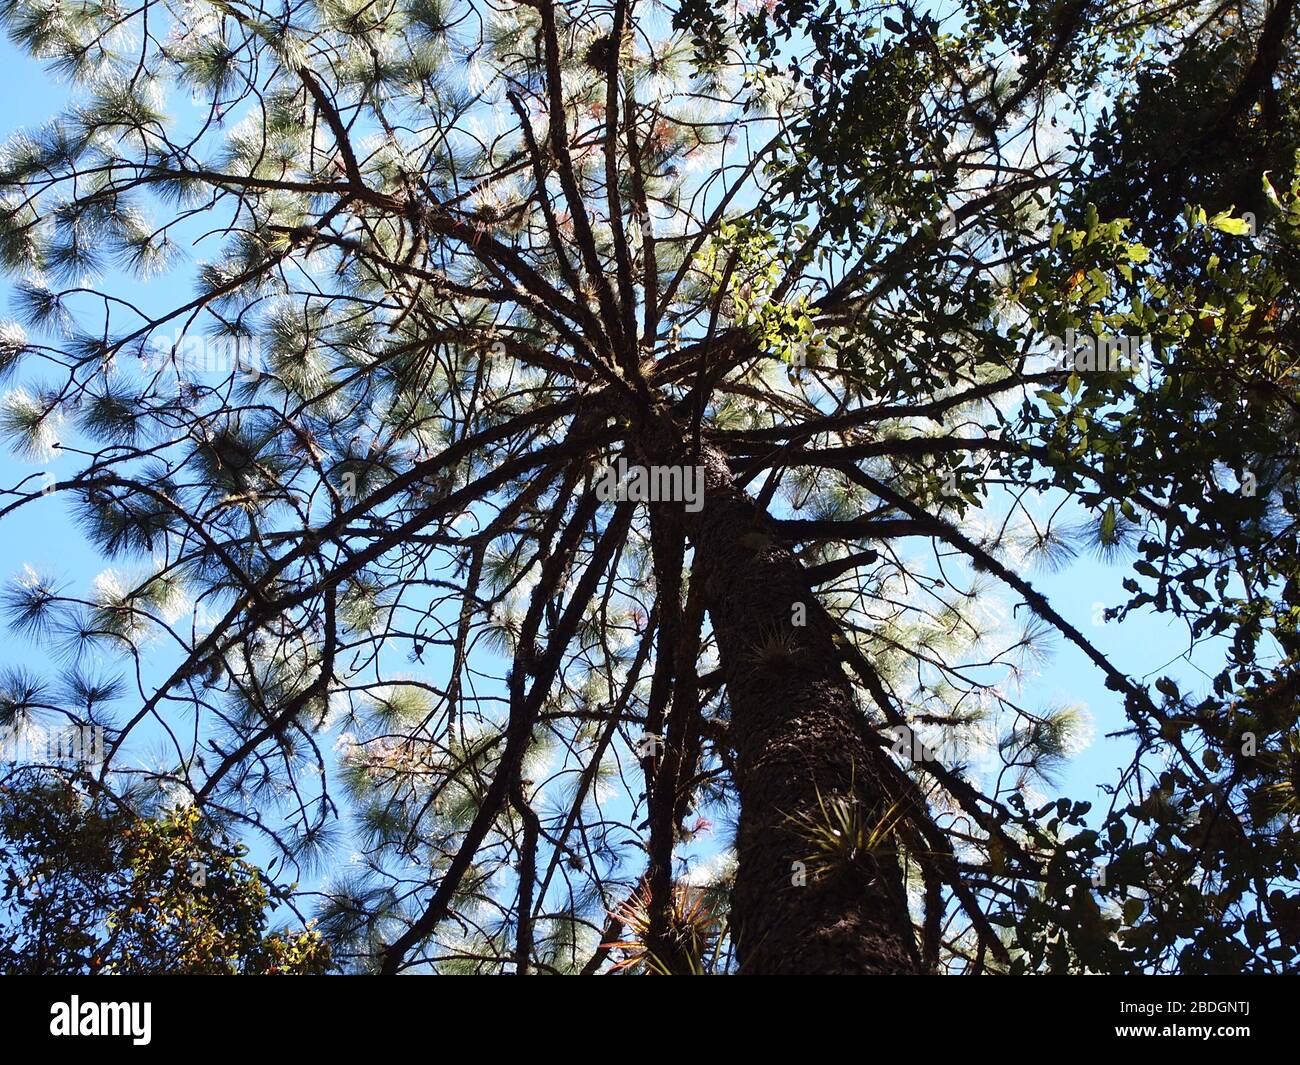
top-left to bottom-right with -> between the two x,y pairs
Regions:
1207,212 -> 1252,235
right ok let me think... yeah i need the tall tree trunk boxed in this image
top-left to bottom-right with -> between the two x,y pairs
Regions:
642,421 -> 920,974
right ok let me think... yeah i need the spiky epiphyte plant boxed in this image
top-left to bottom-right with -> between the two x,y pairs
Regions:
605,881 -> 726,975
783,781 -> 906,885
741,622 -> 802,671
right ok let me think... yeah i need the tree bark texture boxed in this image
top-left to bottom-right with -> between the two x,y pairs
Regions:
642,421 -> 921,974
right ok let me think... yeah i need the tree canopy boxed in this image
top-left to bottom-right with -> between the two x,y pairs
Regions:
0,776 -> 330,973
0,0 -> 1297,974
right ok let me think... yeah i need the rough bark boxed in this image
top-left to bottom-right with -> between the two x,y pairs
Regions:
641,418 -> 920,974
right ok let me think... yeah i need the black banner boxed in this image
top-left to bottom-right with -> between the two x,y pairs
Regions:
0,975 -> 1285,1051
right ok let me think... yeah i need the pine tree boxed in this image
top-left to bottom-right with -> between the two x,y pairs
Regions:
0,0 -> 1298,974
